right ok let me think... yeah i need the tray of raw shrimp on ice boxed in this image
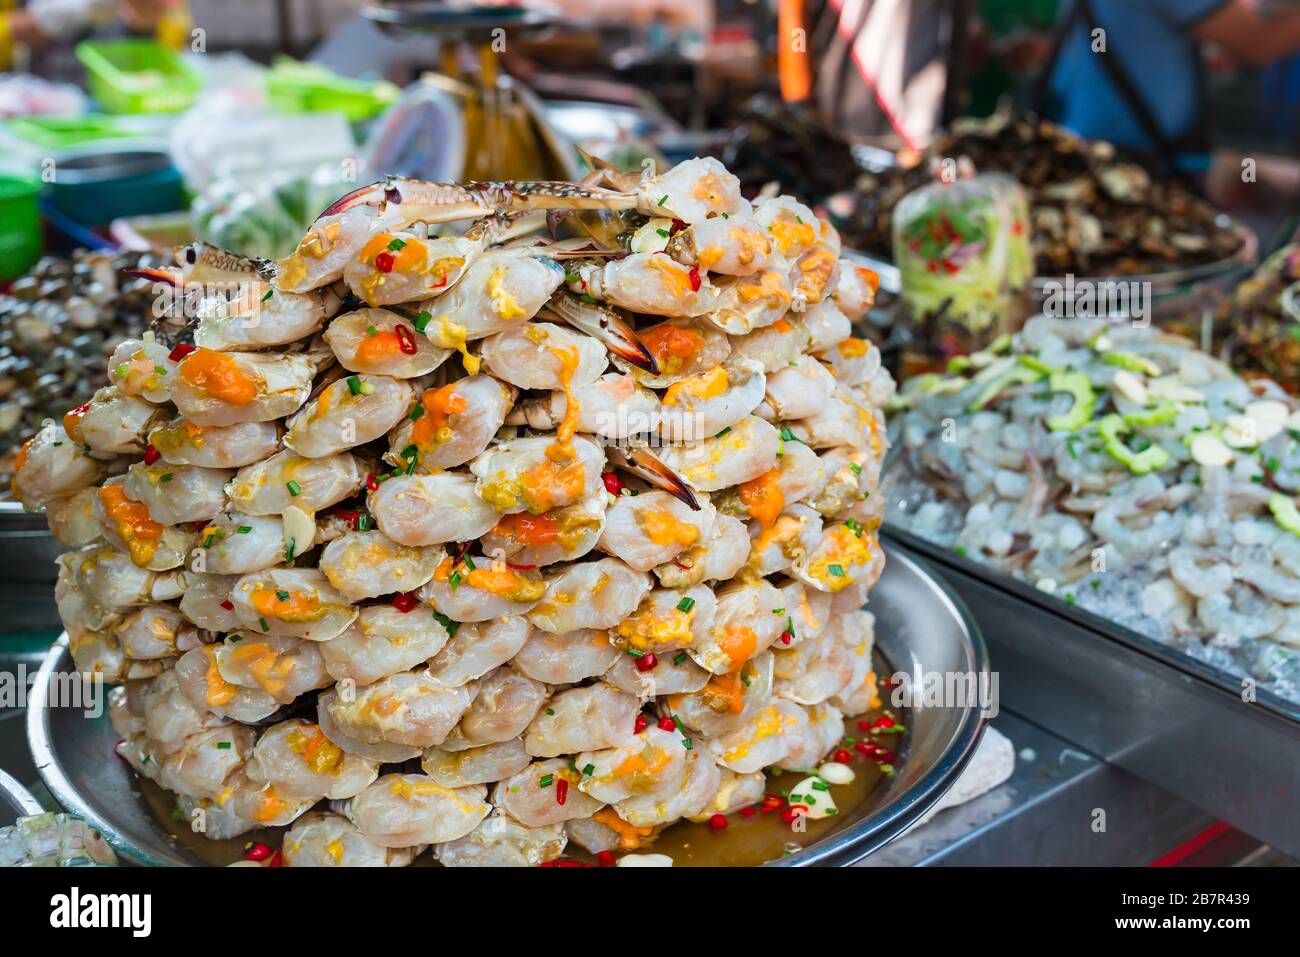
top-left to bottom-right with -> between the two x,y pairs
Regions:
16,156 -> 989,867
883,315 -> 1300,858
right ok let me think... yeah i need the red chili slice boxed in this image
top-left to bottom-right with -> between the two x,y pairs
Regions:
391,591 -> 419,613
601,471 -> 624,496
143,445 -> 161,466
243,842 -> 272,862
365,473 -> 380,492
633,714 -> 648,734
395,324 -> 417,355
167,343 -> 196,362
555,778 -> 569,805
374,251 -> 395,273
220,600 -> 235,611
688,266 -> 701,292
635,653 -> 658,673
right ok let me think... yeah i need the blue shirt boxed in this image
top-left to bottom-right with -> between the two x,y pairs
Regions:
1048,0 -> 1227,169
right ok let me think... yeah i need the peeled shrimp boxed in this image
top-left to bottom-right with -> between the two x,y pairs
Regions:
598,490 -> 716,571
369,472 -> 500,546
478,322 -> 607,391
171,349 -> 317,427
149,417 -> 281,469
470,435 -> 604,515
480,492 -> 607,567
11,424 -> 105,511
283,811 -> 418,867
658,358 -> 766,443
609,584 -> 717,654
656,414 -> 780,492
284,374 -> 415,458
326,668 -> 479,749
435,812 -> 566,867
319,604 -> 454,685
652,513 -> 750,588
324,308 -> 450,378
493,759 -> 605,827
343,773 -> 490,847
230,568 -> 358,642
512,627 -> 621,685
421,737 -> 532,788
424,615 -> 532,686
419,553 -> 547,622
246,718 -> 379,801
524,682 -> 641,757
319,529 -> 440,601
227,449 -> 366,516
527,558 -> 652,634
440,666 -> 547,750
386,375 -> 514,472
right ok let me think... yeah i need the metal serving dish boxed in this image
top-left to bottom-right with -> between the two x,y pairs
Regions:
884,525 -> 1300,859
0,501 -> 62,633
28,544 -> 988,867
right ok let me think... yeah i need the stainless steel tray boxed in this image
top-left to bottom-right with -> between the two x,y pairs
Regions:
27,544 -> 989,867
883,525 -> 1300,858
0,501 -> 63,633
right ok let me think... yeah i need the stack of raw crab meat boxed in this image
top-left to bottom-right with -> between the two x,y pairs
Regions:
13,157 -> 892,866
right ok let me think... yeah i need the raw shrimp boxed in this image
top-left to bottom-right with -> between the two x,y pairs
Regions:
189,511 -> 289,575
324,308 -> 450,378
424,615 -> 532,686
215,633 -> 332,704
776,701 -> 844,771
470,435 -> 605,515
68,632 -> 167,683
608,584 -> 717,654
690,576 -> 786,675
657,358 -> 766,442
574,725 -> 688,805
111,604 -> 193,659
45,487 -> 100,547
421,737 -> 532,788
369,472 -> 500,547
616,744 -> 720,827
316,687 -> 421,764
284,374 -> 415,458
478,322 -> 607,392
174,644 -> 277,723
652,513 -> 750,588
319,529 -> 440,601
603,644 -> 711,697
275,205 -> 387,293
707,697 -> 805,773
171,349 -> 318,427
343,773 -> 490,847
656,414 -> 780,492
138,669 -> 222,750
419,553 -> 547,622
283,811 -> 418,867
832,263 -> 880,321
747,504 -> 823,577
326,669 -> 479,749
479,492 -> 607,567
597,490 -> 717,571
728,316 -> 809,372
440,666 -> 547,750
319,604 -> 453,685
156,725 -> 253,800
773,627 -> 854,705
194,282 -> 338,352
246,718 -> 379,801
230,568 -> 358,642
121,461 -> 231,526
513,628 -> 621,684
493,758 -> 605,827
10,424 -> 105,511
148,417 -> 281,469
800,300 -> 852,353
226,449 -> 366,516
776,579 -> 834,645
527,558 -> 653,634
524,683 -> 641,757
435,812 -> 566,867
794,524 -> 883,594
827,610 -> 878,715
753,195 -> 820,261
1167,546 -> 1234,598
386,375 -> 514,472
691,769 -> 767,819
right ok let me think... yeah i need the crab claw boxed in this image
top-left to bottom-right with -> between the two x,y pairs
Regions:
319,180 -> 393,218
543,292 -> 659,375
122,266 -> 184,287
606,445 -> 699,510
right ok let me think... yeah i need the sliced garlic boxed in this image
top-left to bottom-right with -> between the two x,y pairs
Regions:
1148,377 -> 1204,404
787,775 -> 838,820
1035,577 -> 1058,594
282,505 -> 317,549
817,761 -> 856,785
1111,370 -> 1149,406
1225,412 -> 1283,447
1090,333 -> 1114,352
629,218 -> 674,255
1246,400 -> 1289,425
616,853 -> 674,867
1189,433 -> 1235,467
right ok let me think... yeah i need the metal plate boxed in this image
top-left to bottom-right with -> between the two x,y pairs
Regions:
28,544 -> 988,867
884,526 -> 1300,859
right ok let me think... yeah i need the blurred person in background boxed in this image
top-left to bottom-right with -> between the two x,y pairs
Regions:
1041,0 -> 1300,176
0,0 -> 164,71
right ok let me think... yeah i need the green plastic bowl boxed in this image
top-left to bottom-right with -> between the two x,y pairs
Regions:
0,177 -> 42,281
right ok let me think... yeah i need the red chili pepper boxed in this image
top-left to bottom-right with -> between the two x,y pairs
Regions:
69,402 -> 90,417
391,591 -> 419,613
143,445 -> 161,466
374,251 -> 395,273
633,714 -> 648,734
556,778 -> 569,805
875,749 -> 895,763
243,842 -> 272,862
671,219 -> 686,233
671,559 -> 691,570
738,806 -> 757,818
167,343 -> 195,362
541,859 -> 585,868
657,716 -> 676,732
597,850 -> 616,867
942,260 -> 960,275
780,631 -> 793,645
601,471 -> 624,496
708,813 -> 728,832
688,266 -> 701,292
635,652 -> 658,673
220,600 -> 234,611
334,509 -> 359,528
833,748 -> 853,764
873,715 -> 895,729
782,804 -> 808,824
365,472 -> 380,492
857,720 -> 872,732
505,562 -> 538,570
854,742 -> 878,758
759,794 -> 785,813
395,324 -> 417,354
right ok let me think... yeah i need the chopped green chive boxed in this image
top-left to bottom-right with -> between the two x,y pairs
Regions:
828,564 -> 845,577
657,194 -> 668,206
539,774 -> 554,788
625,648 -> 644,658
387,238 -> 406,251
276,590 -> 289,601
582,763 -> 595,776
258,617 -> 269,632
432,611 -> 459,637
656,228 -> 669,238
366,325 -> 378,336
676,596 -> 695,613
849,462 -> 862,475
260,288 -> 274,303
715,426 -> 731,437
401,444 -> 418,460
215,741 -> 232,749
356,513 -> 372,531
449,571 -> 462,589
284,538 -> 296,562
413,311 -> 432,333
346,375 -> 361,395
236,525 -> 252,534
160,473 -> 174,482
408,403 -> 425,421
286,480 -> 301,497
673,652 -> 688,665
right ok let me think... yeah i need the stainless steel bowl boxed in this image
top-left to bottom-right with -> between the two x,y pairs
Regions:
0,501 -> 63,633
28,544 -> 988,866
